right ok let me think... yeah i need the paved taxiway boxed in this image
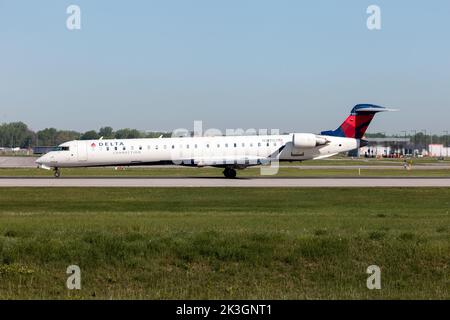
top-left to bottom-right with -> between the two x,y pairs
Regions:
2,157 -> 450,170
1,177 -> 450,187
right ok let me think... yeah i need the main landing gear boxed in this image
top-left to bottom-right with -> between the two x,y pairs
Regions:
53,167 -> 61,178
223,167 -> 237,179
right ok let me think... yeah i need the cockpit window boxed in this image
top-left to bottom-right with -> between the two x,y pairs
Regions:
54,146 -> 70,151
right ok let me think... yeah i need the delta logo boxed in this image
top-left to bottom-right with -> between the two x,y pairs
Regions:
98,141 -> 125,147
90,141 -> 125,148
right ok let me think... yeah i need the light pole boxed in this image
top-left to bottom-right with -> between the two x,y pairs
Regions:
401,130 -> 407,156
422,129 -> 427,156
381,132 -> 387,157
411,130 -> 417,157
445,130 -> 449,158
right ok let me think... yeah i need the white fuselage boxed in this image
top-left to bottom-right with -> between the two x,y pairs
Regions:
36,133 -> 359,169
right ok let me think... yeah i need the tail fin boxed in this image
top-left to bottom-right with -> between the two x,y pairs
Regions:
321,104 -> 394,139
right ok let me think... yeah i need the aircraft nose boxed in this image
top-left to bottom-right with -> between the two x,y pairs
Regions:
34,156 -> 44,164
36,154 -> 50,167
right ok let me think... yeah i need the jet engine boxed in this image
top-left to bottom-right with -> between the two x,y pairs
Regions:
292,133 -> 329,148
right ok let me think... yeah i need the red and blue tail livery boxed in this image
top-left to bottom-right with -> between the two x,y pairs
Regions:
321,104 -> 393,139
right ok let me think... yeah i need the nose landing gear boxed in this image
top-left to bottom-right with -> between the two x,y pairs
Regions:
223,167 -> 237,179
53,167 -> 61,178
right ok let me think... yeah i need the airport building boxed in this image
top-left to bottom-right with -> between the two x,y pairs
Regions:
428,144 -> 450,157
350,138 -> 449,158
350,137 -> 412,158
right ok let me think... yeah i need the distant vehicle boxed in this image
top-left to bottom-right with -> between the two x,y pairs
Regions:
36,104 -> 395,178
0,147 -> 21,152
33,146 -> 57,155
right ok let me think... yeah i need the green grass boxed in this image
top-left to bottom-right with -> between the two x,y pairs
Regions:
0,187 -> 449,299
1,167 -> 450,177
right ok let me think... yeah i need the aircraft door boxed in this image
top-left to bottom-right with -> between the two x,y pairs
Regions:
77,141 -> 88,161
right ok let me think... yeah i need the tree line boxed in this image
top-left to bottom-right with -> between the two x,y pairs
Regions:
0,122 -> 170,148
1,121 -> 449,149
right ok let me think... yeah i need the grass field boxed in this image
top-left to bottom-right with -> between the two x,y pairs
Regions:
0,187 -> 448,299
1,167 -> 450,177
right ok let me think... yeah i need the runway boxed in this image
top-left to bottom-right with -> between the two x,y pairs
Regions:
1,157 -> 450,170
1,177 -> 450,187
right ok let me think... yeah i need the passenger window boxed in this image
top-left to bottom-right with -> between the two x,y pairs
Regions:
156,145 -> 159,150
266,142 -> 269,147
164,145 -> 167,149
242,143 -> 245,147
258,142 -> 261,147
114,147 -> 117,151
194,144 -> 198,149
234,143 -> 237,147
172,145 -> 175,149
186,145 -> 189,149
217,144 -> 220,148
139,146 -> 142,150
225,143 -> 228,148
107,147 -> 110,151
123,147 -> 126,151
206,144 -> 210,148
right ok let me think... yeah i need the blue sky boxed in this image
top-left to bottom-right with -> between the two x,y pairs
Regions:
1,0 -> 449,134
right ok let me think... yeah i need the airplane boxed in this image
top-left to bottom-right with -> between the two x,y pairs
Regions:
36,104 -> 394,178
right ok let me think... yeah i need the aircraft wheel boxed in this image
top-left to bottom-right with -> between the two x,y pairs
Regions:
54,168 -> 61,178
223,168 -> 237,179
